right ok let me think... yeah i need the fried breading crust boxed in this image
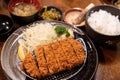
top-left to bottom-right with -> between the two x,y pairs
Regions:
22,52 -> 40,77
35,46 -> 49,77
68,38 -> 85,64
59,38 -> 80,69
43,44 -> 59,74
51,41 -> 68,71
21,38 -> 86,78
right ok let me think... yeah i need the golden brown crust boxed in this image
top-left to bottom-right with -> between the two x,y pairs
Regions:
59,38 -> 80,69
68,38 -> 85,64
35,46 -> 49,77
43,44 -> 59,74
21,38 -> 85,78
51,41 -> 68,71
22,52 -> 40,77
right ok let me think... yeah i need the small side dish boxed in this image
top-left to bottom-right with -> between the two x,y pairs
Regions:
106,0 -> 120,8
63,8 -> 85,27
113,0 -> 120,8
38,6 -> 62,21
63,3 -> 95,27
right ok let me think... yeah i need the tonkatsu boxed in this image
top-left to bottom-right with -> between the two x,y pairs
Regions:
21,52 -> 40,77
20,38 -> 86,78
35,46 -> 49,77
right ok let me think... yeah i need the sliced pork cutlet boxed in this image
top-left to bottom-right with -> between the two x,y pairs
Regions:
59,38 -> 79,69
51,41 -> 68,71
68,38 -> 85,64
22,52 -> 40,78
35,46 -> 49,77
66,38 -> 82,65
43,44 -> 59,74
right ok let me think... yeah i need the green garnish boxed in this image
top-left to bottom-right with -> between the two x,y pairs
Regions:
65,30 -> 70,37
55,26 -> 70,37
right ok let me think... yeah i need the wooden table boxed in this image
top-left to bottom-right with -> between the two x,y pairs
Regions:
0,0 -> 120,80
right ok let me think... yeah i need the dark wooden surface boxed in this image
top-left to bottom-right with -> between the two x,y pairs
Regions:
0,0 -> 120,80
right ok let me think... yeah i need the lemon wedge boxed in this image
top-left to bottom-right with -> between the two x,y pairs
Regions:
18,45 -> 27,61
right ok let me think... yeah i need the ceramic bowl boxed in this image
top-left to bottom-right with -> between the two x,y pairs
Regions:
38,6 -> 62,21
8,0 -> 41,26
0,14 -> 14,41
85,5 -> 120,48
63,8 -> 85,27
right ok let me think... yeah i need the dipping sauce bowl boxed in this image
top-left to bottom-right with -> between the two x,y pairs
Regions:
63,8 -> 85,27
63,3 -> 95,27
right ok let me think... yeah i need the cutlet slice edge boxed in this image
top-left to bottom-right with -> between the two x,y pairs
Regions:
35,46 -> 49,77
66,38 -> 82,66
50,41 -> 68,72
68,38 -> 86,65
21,52 -> 40,78
43,44 -> 59,74
59,38 -> 74,69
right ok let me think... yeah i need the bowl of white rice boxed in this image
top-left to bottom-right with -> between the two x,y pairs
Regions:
85,5 -> 120,48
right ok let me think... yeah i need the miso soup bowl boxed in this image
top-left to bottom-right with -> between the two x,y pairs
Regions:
8,0 -> 41,26
85,5 -> 120,48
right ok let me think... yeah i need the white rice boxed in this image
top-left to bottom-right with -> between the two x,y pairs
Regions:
18,22 -> 74,52
88,9 -> 120,35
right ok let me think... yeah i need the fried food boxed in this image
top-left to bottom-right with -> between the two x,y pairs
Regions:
35,46 -> 49,77
51,41 -> 68,71
20,38 -> 86,78
21,52 -> 40,77
43,44 -> 59,74
68,38 -> 85,64
59,38 -> 80,68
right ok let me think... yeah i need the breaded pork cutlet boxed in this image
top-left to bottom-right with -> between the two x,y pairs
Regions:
66,38 -> 83,65
21,52 -> 40,77
35,46 -> 49,77
43,44 -> 59,74
20,38 -> 86,78
51,41 -> 68,71
59,38 -> 80,69
68,38 -> 85,64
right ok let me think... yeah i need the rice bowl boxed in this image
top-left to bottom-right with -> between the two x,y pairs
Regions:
85,5 -> 120,48
88,9 -> 120,36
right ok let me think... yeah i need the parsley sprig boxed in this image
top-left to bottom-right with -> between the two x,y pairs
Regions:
55,26 -> 70,37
